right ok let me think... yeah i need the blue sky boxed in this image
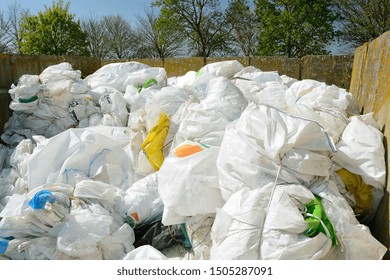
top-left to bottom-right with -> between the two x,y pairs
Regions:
1,0 -> 230,24
1,0 -> 159,23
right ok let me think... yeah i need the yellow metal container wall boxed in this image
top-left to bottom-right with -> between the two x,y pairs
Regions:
349,31 -> 390,259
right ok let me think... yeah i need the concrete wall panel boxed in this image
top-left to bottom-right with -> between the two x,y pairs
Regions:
0,53 -> 13,89
164,57 -> 204,77
301,55 -> 354,89
250,56 -> 301,80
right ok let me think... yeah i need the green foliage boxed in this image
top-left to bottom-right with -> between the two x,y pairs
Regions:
255,0 -> 337,57
335,0 -> 390,47
19,0 -> 89,56
153,0 -> 232,58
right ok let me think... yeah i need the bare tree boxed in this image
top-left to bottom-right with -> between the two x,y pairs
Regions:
6,3 -> 29,53
226,0 -> 258,57
103,15 -> 138,59
136,8 -> 185,61
153,0 -> 233,59
0,11 -> 10,52
335,0 -> 390,47
82,16 -> 111,58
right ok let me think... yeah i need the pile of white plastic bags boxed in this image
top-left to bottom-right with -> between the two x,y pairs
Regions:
0,59 -> 387,260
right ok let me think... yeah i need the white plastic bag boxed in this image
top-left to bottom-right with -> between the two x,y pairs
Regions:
0,183 -> 72,239
217,102 -> 337,201
158,142 -> 224,225
173,76 -> 247,147
232,78 -> 263,102
169,70 -> 197,89
234,66 -> 282,85
123,245 -> 167,260
120,172 -> 163,227
3,236 -> 58,260
198,60 -> 244,78
85,62 -> 150,91
99,89 -> 129,127
69,94 -> 99,123
85,62 -> 167,92
70,80 -> 89,94
311,181 -> 387,259
0,144 -> 9,171
123,85 -> 149,112
39,62 -> 81,84
9,75 -> 40,101
210,186 -> 269,259
332,114 -> 386,189
210,183 -> 333,260
285,79 -> 358,115
253,82 -> 288,110
145,86 -> 189,131
56,208 -> 113,258
99,223 -> 135,260
9,98 -> 39,114
186,72 -> 216,101
27,128 -> 132,190
186,214 -> 214,260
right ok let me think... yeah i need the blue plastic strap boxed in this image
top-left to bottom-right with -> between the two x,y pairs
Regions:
0,236 -> 14,254
28,190 -> 56,209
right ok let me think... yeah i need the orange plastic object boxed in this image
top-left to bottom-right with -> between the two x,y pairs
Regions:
175,144 -> 204,158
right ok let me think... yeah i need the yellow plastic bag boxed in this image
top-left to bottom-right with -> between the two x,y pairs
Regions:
141,113 -> 170,171
336,168 -> 373,222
